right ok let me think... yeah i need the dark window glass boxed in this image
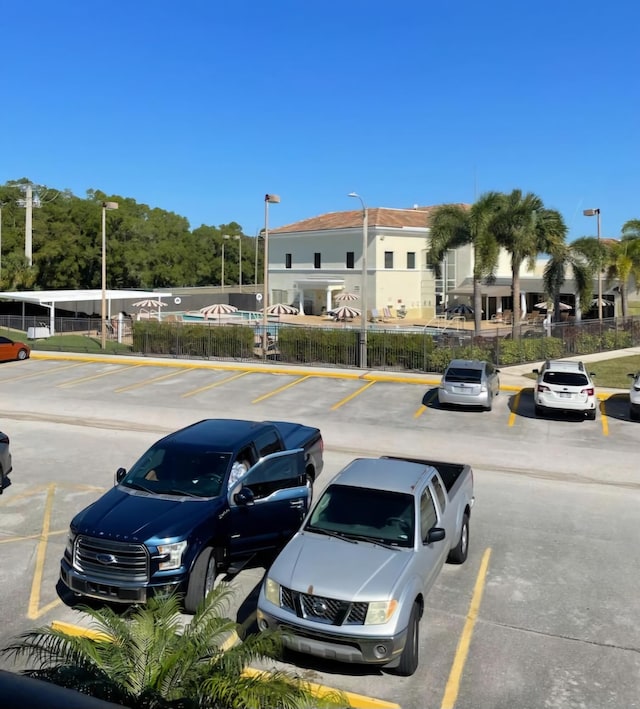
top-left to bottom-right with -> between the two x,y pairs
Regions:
314,253 -> 321,269
285,253 -> 292,269
543,372 -> 588,386
432,477 -> 446,512
407,252 -> 416,269
346,252 -> 354,269
384,252 -> 393,269
420,488 -> 438,542
445,367 -> 483,383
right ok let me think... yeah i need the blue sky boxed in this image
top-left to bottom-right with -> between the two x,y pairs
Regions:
1,1 -> 637,240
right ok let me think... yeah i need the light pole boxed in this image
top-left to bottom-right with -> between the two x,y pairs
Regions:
348,192 -> 368,369
0,201 -> 4,279
101,201 -> 119,350
583,208 -> 602,321
263,194 -> 280,352
221,234 -> 230,289
234,235 -> 242,289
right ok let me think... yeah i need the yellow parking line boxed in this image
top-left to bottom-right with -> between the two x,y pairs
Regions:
599,398 -> 609,436
330,380 -> 376,410
508,390 -> 521,427
182,370 -> 250,398
51,621 -> 112,642
441,547 -> 492,709
252,375 -> 311,403
0,361 -> 88,385
414,390 -> 438,418
28,483 -> 61,619
57,364 -> 145,388
115,367 -> 192,393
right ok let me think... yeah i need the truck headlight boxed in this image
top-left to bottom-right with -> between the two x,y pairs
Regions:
157,541 -> 187,570
365,600 -> 398,625
264,578 -> 281,606
65,531 -> 76,558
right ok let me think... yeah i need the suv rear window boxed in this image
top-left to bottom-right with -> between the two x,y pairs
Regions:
543,372 -> 589,386
445,367 -> 482,383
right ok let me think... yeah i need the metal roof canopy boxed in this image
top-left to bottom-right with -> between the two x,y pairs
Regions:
0,289 -> 172,335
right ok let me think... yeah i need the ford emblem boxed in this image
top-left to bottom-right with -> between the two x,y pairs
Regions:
96,553 -> 118,565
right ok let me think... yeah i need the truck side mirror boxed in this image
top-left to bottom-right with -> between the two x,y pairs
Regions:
115,467 -> 127,484
424,527 -> 446,544
234,487 -> 255,507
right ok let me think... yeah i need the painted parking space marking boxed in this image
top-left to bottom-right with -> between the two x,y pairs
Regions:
414,390 -> 438,418
252,375 -> 312,404
0,360 -> 88,384
599,398 -> 609,436
56,364 -> 146,388
330,380 -> 376,410
114,367 -> 193,393
508,390 -> 522,427
181,370 -> 251,398
441,547 -> 492,709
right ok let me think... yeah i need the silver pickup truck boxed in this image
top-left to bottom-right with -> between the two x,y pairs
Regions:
256,455 -> 474,676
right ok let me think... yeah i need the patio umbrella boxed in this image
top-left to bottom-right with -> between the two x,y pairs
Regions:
334,291 -> 359,303
534,301 -> 571,311
590,298 -> 611,308
264,303 -> 299,316
131,299 -> 167,320
446,303 -> 474,316
199,303 -> 238,324
331,305 -> 361,322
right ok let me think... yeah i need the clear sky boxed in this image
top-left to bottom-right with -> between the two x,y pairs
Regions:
1,0 -> 637,240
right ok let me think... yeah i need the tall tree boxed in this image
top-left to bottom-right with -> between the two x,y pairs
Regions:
542,240 -> 593,322
1,587 -> 343,709
605,233 -> 640,317
428,193 -> 502,335
490,190 -> 567,338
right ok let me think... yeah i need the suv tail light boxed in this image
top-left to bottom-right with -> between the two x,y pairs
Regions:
582,387 -> 594,396
537,384 -> 550,393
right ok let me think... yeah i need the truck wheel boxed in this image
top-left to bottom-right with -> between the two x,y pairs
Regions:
184,546 -> 217,613
586,409 -> 596,421
447,514 -> 469,564
396,602 -> 420,676
305,470 -> 314,505
534,404 -> 543,417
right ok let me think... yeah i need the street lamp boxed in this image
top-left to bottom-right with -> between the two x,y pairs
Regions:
583,208 -> 602,321
262,194 -> 280,352
234,235 -> 242,289
101,201 -> 119,350
348,192 -> 368,369
221,234 -> 230,289
0,201 -> 5,279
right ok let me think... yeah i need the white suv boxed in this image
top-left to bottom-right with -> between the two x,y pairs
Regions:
532,360 -> 597,420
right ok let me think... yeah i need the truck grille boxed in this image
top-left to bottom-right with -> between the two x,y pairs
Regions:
73,536 -> 149,583
281,586 -> 367,625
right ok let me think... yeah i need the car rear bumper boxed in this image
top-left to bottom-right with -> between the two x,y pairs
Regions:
438,389 -> 490,407
535,395 -> 595,412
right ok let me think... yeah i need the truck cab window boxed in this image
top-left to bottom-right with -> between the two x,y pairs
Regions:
432,477 -> 446,512
254,429 -> 283,457
243,455 -> 301,500
420,488 -> 438,543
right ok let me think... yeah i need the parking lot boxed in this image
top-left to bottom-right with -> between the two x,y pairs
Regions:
1,354 -> 639,708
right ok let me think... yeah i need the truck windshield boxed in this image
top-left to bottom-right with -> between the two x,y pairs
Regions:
305,484 -> 415,548
122,446 -> 232,498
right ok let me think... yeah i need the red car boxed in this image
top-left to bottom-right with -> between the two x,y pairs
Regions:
0,336 -> 30,362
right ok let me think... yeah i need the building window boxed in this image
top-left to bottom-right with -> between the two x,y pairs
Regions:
384,251 -> 394,269
285,253 -> 292,269
314,253 -> 321,269
407,252 -> 416,269
346,251 -> 354,269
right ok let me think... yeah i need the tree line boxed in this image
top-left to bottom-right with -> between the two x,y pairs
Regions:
0,178 -> 258,292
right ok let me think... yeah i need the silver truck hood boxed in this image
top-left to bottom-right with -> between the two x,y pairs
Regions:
271,531 -> 412,599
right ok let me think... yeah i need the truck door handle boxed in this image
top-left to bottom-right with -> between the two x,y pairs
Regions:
290,500 -> 304,509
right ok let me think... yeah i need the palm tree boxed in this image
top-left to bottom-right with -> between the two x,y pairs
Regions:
542,240 -> 593,322
490,190 -> 567,338
605,234 -> 640,317
1,587 -> 344,709
428,193 -> 502,334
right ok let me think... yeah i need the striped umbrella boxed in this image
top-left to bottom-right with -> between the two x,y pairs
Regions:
132,299 -> 167,320
264,303 -> 299,316
332,305 -> 361,322
334,291 -> 359,303
199,303 -> 238,323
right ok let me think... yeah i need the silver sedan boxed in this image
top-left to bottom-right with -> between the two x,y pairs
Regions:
438,359 -> 500,411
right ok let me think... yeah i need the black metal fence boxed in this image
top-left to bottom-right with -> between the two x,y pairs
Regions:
4,315 -> 640,372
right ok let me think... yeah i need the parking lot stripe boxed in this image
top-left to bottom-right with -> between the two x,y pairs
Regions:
28,483 -> 62,619
56,364 -> 146,388
414,390 -> 438,418
508,390 -> 521,427
330,380 -> 376,410
181,370 -> 251,397
599,399 -> 609,436
241,667 -> 400,709
51,621 -> 112,642
441,547 -> 492,709
0,361 -> 87,384
114,367 -> 193,393
252,375 -> 312,403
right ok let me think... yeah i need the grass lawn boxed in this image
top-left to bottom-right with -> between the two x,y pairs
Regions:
523,355 -> 640,389
0,328 -> 133,356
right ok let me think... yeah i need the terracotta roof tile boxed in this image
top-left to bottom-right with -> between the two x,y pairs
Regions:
270,204 -> 470,234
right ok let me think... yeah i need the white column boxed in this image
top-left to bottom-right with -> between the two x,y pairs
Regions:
326,288 -> 333,313
298,289 -> 305,314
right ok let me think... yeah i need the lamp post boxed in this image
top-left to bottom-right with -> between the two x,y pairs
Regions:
583,208 -> 602,321
101,201 -> 119,350
0,201 -> 4,279
221,234 -> 230,289
262,194 -> 280,352
234,234 -> 242,289
348,192 -> 368,369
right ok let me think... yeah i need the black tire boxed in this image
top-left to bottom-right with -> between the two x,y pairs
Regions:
631,408 -> 640,422
396,602 -> 420,676
448,514 -> 469,564
0,465 -> 4,495
586,409 -> 596,421
534,404 -> 544,417
184,546 -> 217,614
17,349 -> 29,361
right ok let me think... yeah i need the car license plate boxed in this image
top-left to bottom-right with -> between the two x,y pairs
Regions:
558,392 -> 571,398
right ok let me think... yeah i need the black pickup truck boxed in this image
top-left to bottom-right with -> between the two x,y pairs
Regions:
60,419 -> 323,613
